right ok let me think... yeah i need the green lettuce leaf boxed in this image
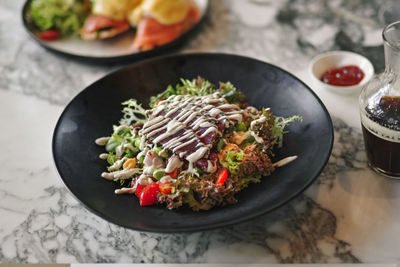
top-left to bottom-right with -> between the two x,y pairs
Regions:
149,78 -> 245,107
220,149 -> 244,175
271,115 -> 303,147
30,0 -> 87,36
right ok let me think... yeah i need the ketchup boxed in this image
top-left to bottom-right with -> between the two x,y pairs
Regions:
320,65 -> 364,86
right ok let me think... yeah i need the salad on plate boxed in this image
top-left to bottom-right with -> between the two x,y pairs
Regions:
95,78 -> 301,211
28,0 -> 201,50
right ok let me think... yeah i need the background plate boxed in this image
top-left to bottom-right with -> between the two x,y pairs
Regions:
22,0 -> 208,63
52,53 -> 333,232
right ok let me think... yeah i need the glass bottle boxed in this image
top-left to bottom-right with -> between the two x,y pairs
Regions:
359,21 -> 400,178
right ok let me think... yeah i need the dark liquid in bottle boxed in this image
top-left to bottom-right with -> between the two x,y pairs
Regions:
362,96 -> 400,177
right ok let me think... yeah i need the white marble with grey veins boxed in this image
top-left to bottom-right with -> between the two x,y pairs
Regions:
1,0 -> 400,264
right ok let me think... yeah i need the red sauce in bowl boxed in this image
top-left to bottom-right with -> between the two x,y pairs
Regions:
320,65 -> 364,86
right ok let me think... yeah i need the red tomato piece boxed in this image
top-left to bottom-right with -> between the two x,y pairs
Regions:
159,182 -> 172,194
135,184 -> 145,198
139,182 -> 159,206
166,168 -> 179,179
216,168 -> 228,185
36,30 -> 60,41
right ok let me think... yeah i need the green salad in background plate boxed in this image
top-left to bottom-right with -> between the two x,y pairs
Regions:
30,0 -> 88,39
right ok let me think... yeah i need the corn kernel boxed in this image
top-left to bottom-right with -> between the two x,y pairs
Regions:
123,158 -> 137,169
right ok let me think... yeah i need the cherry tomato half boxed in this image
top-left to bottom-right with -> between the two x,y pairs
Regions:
159,182 -> 172,194
36,30 -> 60,41
139,182 -> 159,206
135,184 -> 145,198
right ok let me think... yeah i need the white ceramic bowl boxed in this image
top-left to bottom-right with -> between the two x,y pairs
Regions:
309,51 -> 375,95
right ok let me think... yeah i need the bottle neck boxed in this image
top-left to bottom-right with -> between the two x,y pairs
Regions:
385,43 -> 400,73
384,42 -> 400,93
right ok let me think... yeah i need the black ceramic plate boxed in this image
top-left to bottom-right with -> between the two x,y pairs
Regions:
52,53 -> 333,232
22,0 -> 208,63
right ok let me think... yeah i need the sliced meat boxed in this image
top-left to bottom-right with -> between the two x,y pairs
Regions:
80,14 -> 130,40
132,17 -> 184,50
140,94 -> 242,166
133,4 -> 201,50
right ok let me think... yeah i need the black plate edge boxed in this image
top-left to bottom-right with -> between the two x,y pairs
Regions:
22,0 -> 209,64
51,52 -> 334,233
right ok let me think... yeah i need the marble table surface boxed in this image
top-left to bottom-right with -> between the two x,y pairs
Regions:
1,0 -> 400,264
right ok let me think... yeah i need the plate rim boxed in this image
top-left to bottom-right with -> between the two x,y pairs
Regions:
52,52 -> 334,232
21,0 -> 209,63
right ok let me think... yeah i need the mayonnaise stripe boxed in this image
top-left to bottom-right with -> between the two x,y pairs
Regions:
140,94 -> 243,173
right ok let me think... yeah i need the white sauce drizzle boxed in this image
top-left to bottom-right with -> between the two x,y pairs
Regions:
137,146 -> 149,160
137,175 -> 153,185
143,150 -> 165,175
160,176 -> 177,184
140,94 -> 243,173
115,187 -> 135,195
248,114 -> 268,144
95,137 -> 110,146
165,155 -> 184,173
101,168 -> 140,180
273,155 -> 298,167
113,124 -> 129,133
99,153 -> 109,160
108,157 -> 126,171
124,143 -> 135,151
206,160 -> 218,173
115,144 -> 125,157
250,131 -> 264,144
250,115 -> 267,129
115,142 -> 136,158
